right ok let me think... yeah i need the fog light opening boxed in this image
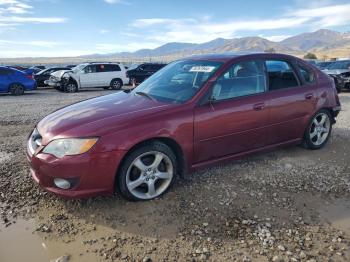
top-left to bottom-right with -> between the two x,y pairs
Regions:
54,178 -> 71,189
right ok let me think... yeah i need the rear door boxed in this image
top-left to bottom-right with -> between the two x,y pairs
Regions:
104,64 -> 122,85
0,68 -> 11,92
264,59 -> 317,145
194,59 -> 270,162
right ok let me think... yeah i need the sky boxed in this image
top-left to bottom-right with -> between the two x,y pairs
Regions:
0,0 -> 350,58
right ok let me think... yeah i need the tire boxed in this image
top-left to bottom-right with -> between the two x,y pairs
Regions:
117,141 -> 177,201
110,79 -> 122,90
9,83 -> 24,96
65,82 -> 78,93
303,109 -> 332,150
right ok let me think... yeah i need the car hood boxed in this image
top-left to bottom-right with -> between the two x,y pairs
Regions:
37,91 -> 174,144
51,69 -> 71,78
322,69 -> 349,75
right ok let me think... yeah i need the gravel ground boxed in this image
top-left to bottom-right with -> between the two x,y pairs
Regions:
0,88 -> 350,262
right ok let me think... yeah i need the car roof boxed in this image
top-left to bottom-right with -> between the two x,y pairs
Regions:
184,52 -> 300,63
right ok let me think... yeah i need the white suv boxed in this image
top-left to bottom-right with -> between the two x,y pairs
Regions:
61,63 -> 129,92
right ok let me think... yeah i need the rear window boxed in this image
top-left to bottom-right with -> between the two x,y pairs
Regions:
298,63 -> 316,84
104,64 -> 121,72
266,60 -> 299,91
0,68 -> 12,75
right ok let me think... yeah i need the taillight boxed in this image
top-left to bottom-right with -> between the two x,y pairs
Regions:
26,74 -> 34,80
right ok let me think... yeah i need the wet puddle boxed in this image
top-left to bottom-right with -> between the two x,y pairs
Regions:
319,198 -> 350,234
0,218 -> 98,262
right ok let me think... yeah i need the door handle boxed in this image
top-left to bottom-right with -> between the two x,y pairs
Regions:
305,93 -> 313,100
253,103 -> 265,111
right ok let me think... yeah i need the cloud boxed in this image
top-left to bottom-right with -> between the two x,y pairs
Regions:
290,4 -> 350,27
96,42 -> 158,53
0,0 -> 67,33
130,3 -> 350,44
103,0 -> 130,5
0,39 -> 62,47
99,29 -> 109,34
263,35 -> 293,42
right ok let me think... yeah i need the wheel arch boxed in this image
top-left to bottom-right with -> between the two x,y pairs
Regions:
110,78 -> 123,86
114,137 -> 187,191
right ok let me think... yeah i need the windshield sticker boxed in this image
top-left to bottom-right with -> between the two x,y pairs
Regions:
189,66 -> 216,73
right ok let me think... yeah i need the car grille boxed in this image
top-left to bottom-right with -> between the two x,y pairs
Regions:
28,128 -> 42,155
49,76 -> 60,82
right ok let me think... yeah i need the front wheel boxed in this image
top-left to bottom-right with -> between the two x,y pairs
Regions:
303,109 -> 332,150
117,142 -> 177,201
65,82 -> 78,93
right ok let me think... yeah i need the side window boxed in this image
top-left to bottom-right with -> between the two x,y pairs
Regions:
84,65 -> 97,73
0,68 -> 9,75
266,60 -> 299,91
142,65 -> 152,71
97,64 -> 106,73
212,60 -> 266,101
105,64 -> 121,72
298,63 -> 315,84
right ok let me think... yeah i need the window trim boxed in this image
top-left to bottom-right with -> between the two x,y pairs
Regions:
296,61 -> 317,86
264,58 -> 302,92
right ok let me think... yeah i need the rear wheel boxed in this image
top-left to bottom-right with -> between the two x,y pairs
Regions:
110,79 -> 122,90
117,142 -> 177,201
9,83 -> 24,96
303,109 -> 332,150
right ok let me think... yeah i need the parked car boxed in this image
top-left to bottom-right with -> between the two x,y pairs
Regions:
45,69 -> 72,90
322,60 -> 350,92
34,67 -> 71,86
316,61 -> 333,70
126,63 -> 166,85
24,66 -> 43,75
0,66 -> 36,95
47,63 -> 129,92
27,53 -> 341,201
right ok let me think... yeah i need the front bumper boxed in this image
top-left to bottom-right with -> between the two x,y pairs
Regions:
44,79 -> 61,87
26,134 -> 126,198
329,74 -> 350,89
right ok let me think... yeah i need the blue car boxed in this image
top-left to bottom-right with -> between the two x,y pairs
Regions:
0,66 -> 37,95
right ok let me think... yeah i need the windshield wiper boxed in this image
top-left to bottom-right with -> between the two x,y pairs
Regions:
135,91 -> 155,101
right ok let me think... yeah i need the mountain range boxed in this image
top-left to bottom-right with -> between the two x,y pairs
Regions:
1,29 -> 349,64
83,29 -> 350,61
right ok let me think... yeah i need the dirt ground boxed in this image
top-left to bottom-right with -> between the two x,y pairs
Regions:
0,88 -> 350,262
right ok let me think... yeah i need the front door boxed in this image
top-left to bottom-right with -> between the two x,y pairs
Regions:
80,65 -> 99,87
194,59 -> 270,163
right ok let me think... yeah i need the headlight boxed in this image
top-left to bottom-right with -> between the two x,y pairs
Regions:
62,72 -> 70,79
42,138 -> 98,158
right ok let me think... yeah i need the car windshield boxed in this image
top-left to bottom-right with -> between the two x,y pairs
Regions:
132,60 -> 223,103
37,68 -> 47,75
327,61 -> 350,70
72,64 -> 86,73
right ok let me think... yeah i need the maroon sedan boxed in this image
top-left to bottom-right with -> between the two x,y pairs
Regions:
27,53 -> 341,201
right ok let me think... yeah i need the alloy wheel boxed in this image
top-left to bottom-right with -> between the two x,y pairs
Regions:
112,80 -> 121,90
66,83 -> 76,93
126,151 -> 174,200
309,112 -> 331,146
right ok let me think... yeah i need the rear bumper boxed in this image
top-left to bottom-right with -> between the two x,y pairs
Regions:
332,106 -> 341,118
